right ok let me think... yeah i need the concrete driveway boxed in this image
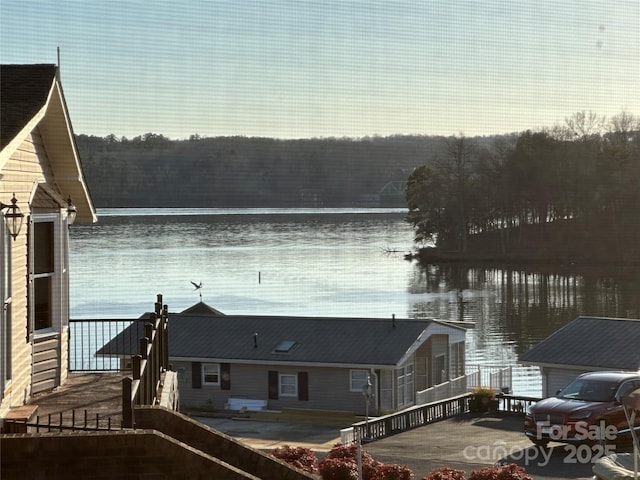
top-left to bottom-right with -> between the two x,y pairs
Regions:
364,414 -> 596,479
195,416 -> 341,452
195,413 -> 621,479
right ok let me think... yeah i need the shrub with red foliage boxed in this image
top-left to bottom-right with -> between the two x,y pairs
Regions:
370,463 -> 414,480
318,457 -> 360,480
270,445 -> 318,473
318,444 -> 378,480
323,443 -> 376,463
467,464 -> 532,480
420,466 -> 467,480
318,443 -> 414,480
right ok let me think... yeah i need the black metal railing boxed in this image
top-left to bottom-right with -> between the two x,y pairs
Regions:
2,410 -> 119,433
496,393 -> 539,414
69,318 -> 147,371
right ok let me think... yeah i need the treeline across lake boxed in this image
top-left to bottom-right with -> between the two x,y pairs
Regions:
77,110 -> 640,263
405,111 -> 640,264
76,133 -> 450,208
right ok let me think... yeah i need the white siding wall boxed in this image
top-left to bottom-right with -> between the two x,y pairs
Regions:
0,129 -> 65,414
542,367 -> 585,397
175,361 -> 392,415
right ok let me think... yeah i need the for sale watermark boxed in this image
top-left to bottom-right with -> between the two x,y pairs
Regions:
463,440 -> 554,467
534,419 -> 618,443
462,421 -> 620,467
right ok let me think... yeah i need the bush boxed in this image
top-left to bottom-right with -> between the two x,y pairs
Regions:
318,457 -> 359,480
270,445 -> 318,473
420,466 -> 467,480
467,464 -> 532,480
319,443 -> 414,480
468,386 -> 499,413
470,386 -> 496,398
319,444 -> 378,480
371,463 -> 414,480
323,443 -> 375,463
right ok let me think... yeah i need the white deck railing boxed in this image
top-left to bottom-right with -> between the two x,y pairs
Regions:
416,365 -> 512,406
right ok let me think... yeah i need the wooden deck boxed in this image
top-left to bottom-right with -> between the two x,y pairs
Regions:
26,372 -> 127,429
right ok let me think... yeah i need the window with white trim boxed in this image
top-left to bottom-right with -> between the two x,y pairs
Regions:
279,373 -> 297,396
202,363 -> 220,385
397,364 -> 414,406
33,218 -> 57,331
350,369 -> 369,392
406,364 -> 414,400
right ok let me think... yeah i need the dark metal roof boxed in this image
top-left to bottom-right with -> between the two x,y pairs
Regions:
180,301 -> 225,316
98,313 -> 439,367
519,316 -> 640,370
1,64 -> 57,149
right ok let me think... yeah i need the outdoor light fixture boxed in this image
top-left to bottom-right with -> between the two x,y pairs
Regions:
357,374 -> 374,480
0,193 -> 24,241
67,196 -> 77,225
362,375 -> 373,440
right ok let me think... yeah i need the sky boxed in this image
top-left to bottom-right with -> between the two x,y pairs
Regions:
1,1 -> 639,140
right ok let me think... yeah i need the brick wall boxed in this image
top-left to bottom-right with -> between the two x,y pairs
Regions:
0,429 -> 257,480
0,407 -> 318,480
134,406 -> 316,480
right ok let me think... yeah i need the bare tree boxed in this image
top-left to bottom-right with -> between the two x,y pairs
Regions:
608,110 -> 639,143
434,134 -> 476,252
564,110 -> 606,141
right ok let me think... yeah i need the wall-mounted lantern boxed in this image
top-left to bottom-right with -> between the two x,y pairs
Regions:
0,193 -> 24,241
67,196 -> 77,226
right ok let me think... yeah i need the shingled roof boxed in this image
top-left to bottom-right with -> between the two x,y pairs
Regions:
0,64 -> 57,149
98,310 -> 462,368
1,63 -> 96,223
519,316 -> 640,371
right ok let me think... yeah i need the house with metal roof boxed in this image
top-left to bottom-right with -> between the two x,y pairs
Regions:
0,64 -> 96,418
519,316 -> 640,397
99,304 -> 466,414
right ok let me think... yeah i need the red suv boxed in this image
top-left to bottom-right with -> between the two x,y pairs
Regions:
524,371 -> 640,446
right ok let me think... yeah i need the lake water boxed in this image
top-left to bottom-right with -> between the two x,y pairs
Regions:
70,208 -> 639,397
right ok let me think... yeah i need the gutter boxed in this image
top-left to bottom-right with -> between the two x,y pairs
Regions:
370,368 -> 379,415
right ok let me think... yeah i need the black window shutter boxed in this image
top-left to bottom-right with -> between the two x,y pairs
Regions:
192,362 -> 202,389
268,370 -> 279,400
220,363 -> 231,390
298,372 -> 309,401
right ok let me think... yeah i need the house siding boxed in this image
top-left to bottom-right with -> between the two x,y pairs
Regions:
541,367 -> 588,398
0,129 -> 65,414
176,361 -> 397,415
169,327 -> 466,415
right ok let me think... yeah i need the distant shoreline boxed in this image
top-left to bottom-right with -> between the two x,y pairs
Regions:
94,206 -> 408,217
413,247 -> 640,270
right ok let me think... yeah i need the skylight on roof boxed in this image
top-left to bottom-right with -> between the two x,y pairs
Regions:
274,340 -> 296,353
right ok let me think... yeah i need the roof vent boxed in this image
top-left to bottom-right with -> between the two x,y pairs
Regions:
273,340 -> 296,353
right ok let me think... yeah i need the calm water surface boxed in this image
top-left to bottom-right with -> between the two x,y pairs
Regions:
71,208 -> 639,397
